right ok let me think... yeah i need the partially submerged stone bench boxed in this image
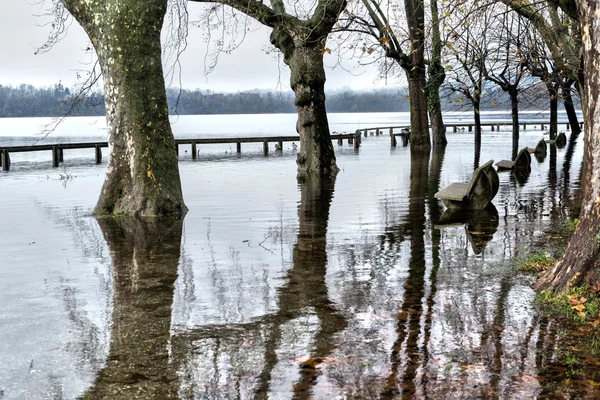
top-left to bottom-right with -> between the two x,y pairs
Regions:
527,139 -> 547,157
495,147 -> 531,171
434,160 -> 499,209
545,131 -> 567,147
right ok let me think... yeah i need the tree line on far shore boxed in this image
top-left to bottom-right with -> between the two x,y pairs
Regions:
0,83 -> 569,118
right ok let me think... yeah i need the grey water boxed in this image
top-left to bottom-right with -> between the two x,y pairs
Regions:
0,111 -> 595,399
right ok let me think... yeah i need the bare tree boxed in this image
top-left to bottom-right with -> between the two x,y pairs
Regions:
339,0 -> 432,151
190,0 -> 346,179
443,2 -> 493,151
483,6 -> 530,159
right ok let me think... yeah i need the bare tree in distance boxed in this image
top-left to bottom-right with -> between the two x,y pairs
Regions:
339,0 -> 433,151
482,6 -> 531,159
495,0 -> 582,136
443,1 -> 493,153
189,0 -> 346,179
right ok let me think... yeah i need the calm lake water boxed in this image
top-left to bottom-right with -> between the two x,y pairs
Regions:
0,112 -> 595,399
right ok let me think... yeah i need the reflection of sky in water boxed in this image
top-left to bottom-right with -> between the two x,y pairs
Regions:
0,113 -> 590,398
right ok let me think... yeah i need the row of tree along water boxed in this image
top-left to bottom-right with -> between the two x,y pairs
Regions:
38,0 -> 597,293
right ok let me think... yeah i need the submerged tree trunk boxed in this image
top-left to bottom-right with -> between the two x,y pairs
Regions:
290,43 -> 339,179
474,99 -> 482,151
427,0 -> 446,147
549,85 -> 559,139
563,81 -> 582,137
270,29 -> 338,180
510,90 -> 520,160
404,0 -> 431,152
408,73 -> 431,151
63,0 -> 186,216
534,0 -> 600,292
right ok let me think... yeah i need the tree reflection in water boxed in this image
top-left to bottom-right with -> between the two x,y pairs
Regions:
170,176 -> 346,399
85,217 -> 183,399
83,135 -> 600,398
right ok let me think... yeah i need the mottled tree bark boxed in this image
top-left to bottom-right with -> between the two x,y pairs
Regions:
191,0 -> 344,180
271,29 -> 338,179
85,217 -> 183,398
534,0 -> 600,292
62,0 -> 186,217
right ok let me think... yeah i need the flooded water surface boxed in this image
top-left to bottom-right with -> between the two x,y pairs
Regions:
1,112 -> 597,399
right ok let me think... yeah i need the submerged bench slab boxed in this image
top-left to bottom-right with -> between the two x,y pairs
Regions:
434,159 -> 497,209
496,160 -> 515,170
434,183 -> 469,202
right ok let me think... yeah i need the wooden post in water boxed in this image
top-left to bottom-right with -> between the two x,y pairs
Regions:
541,124 -> 545,130
338,138 -> 343,145
191,141 -> 197,159
363,130 -> 367,137
566,123 -> 570,130
236,142 -> 241,153
52,146 -> 59,167
175,144 -> 179,157
58,148 -> 64,163
263,140 -> 269,156
348,137 -> 353,145
2,149 -> 9,171
496,124 -> 500,131
391,134 -> 397,147
354,135 -> 360,150
278,140 -> 283,150
491,125 -> 495,131
468,125 -> 472,132
453,126 -> 457,132
376,128 -> 380,136
402,134 -> 409,147
95,145 -> 102,164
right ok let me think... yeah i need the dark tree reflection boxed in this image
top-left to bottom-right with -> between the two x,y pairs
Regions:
383,150 -> 430,398
84,217 -> 184,399
256,175 -> 347,398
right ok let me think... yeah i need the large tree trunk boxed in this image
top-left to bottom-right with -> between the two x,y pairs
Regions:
404,0 -> 431,152
428,99 -> 446,147
408,73 -> 431,151
563,81 -> 582,137
85,217 -> 182,398
510,90 -> 520,160
534,1 -> 600,292
271,30 -> 338,179
63,0 -> 187,217
426,0 -> 447,147
291,43 -> 339,179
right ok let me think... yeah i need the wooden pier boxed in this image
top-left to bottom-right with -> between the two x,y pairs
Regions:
0,133 -> 360,171
443,121 -> 583,132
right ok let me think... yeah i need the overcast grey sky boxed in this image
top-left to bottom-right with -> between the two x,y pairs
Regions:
1,1 -> 394,92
